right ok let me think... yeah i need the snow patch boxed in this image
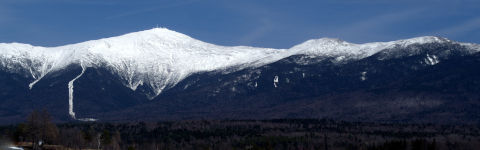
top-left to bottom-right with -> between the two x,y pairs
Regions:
273,75 -> 279,88
460,43 -> 480,52
28,67 -> 46,89
8,146 -> 24,150
361,71 -> 367,81
78,118 -> 98,122
425,54 -> 439,65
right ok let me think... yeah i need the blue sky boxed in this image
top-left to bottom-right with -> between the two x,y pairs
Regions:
0,0 -> 479,48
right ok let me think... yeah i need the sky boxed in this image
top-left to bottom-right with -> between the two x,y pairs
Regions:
0,0 -> 479,49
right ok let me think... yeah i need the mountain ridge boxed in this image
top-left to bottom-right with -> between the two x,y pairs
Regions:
1,28 -> 477,97
1,28 -> 480,122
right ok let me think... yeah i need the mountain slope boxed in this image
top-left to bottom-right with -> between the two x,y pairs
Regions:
1,28 -> 479,123
0,28 -> 286,98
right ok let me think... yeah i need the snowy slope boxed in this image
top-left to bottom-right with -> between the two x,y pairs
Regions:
0,28 -> 476,99
289,36 -> 452,59
0,28 -> 287,98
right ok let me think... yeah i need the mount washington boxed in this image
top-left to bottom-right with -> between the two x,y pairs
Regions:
1,28 -> 480,124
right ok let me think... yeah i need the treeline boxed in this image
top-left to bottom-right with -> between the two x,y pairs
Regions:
1,112 -> 480,149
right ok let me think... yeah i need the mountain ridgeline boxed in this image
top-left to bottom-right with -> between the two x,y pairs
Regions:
0,28 -> 479,124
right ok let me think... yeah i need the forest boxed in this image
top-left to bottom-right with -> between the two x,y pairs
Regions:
1,110 -> 480,150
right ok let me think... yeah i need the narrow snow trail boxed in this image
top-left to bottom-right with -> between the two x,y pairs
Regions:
68,64 -> 86,119
28,68 -> 44,89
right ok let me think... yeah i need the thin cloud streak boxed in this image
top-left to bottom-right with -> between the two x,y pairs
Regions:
237,18 -> 274,45
434,17 -> 480,37
328,8 -> 427,43
218,1 -> 282,46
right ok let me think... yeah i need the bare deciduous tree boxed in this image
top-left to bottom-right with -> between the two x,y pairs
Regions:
26,109 -> 59,150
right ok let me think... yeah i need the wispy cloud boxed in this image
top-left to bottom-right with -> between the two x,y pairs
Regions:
218,1 -> 281,46
433,17 -> 480,37
237,18 -> 274,45
328,8 -> 427,43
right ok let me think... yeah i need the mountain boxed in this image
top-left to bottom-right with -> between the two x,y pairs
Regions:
1,28 -> 479,124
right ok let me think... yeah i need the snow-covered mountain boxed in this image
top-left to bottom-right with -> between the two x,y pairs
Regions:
1,28 -> 281,98
1,28 -> 480,123
2,28 -> 477,97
